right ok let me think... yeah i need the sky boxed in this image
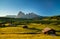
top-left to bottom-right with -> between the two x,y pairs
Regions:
0,0 -> 60,16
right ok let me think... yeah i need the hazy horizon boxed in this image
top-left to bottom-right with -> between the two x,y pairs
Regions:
0,0 -> 60,16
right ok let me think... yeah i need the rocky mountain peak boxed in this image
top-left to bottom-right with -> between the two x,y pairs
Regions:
16,11 -> 40,19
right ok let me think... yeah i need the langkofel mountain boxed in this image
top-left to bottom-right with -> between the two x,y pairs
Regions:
16,11 -> 41,19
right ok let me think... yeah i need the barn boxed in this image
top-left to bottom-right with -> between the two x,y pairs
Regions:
42,27 -> 56,35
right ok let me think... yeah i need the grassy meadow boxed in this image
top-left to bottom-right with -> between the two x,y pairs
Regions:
0,18 -> 60,39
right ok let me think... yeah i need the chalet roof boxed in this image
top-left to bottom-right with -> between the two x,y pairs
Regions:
42,27 -> 52,33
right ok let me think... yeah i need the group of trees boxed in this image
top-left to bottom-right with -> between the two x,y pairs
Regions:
42,15 -> 60,20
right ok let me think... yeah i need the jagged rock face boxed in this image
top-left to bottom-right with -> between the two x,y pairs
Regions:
16,11 -> 25,18
25,13 -> 39,19
16,11 -> 40,19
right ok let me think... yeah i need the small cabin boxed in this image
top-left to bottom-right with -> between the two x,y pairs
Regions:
42,27 -> 56,35
23,25 -> 28,28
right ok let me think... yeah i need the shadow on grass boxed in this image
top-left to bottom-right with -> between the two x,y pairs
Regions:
0,33 -> 40,34
56,34 -> 60,36
56,30 -> 60,32
56,30 -> 60,36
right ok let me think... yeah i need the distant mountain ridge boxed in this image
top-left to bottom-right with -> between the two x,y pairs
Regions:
6,15 -> 16,18
5,11 -> 60,19
5,11 -> 42,19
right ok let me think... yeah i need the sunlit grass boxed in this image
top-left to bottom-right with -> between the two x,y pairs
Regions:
0,34 -> 60,39
0,23 -> 60,39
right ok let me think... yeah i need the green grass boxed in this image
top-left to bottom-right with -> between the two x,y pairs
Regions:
0,23 -> 60,39
0,23 -> 60,34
